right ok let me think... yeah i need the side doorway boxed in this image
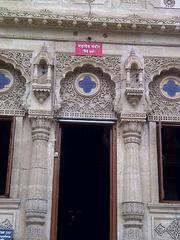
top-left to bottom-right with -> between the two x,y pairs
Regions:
51,122 -> 117,240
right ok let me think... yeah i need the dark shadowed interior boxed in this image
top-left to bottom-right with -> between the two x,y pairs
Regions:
0,119 -> 11,196
162,125 -> 180,201
57,124 -> 110,240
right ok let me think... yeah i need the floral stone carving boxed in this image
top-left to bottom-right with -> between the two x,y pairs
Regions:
55,53 -> 121,118
59,65 -> 115,119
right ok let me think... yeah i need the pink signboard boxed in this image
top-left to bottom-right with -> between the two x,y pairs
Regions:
75,42 -> 103,56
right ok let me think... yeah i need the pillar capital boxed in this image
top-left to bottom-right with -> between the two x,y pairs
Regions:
31,117 -> 52,130
122,121 -> 144,144
30,117 -> 52,142
122,201 -> 145,222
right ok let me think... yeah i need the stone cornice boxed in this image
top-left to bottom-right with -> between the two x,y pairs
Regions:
0,8 -> 180,34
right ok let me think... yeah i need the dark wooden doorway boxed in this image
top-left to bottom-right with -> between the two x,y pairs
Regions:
51,122 -> 117,240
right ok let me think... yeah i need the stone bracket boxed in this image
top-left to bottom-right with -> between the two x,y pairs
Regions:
32,83 -> 51,103
125,87 -> 144,106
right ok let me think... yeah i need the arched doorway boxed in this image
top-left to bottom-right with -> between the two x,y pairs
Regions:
51,61 -> 118,240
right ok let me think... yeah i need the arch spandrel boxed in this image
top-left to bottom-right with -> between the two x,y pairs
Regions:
54,53 -> 121,119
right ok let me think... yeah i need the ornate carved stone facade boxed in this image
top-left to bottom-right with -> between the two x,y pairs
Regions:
0,1 -> 179,240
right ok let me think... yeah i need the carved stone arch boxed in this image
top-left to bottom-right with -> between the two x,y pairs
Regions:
54,53 -> 121,114
0,54 -> 30,82
147,63 -> 180,85
0,50 -> 32,113
61,59 -> 118,83
144,56 -> 180,122
125,57 -> 143,70
33,45 -> 53,66
56,60 -> 118,120
0,58 -> 28,116
125,49 -> 143,70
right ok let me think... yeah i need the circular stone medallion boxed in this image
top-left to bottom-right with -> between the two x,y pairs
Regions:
74,73 -> 100,97
0,69 -> 14,93
164,0 -> 175,7
160,76 -> 180,100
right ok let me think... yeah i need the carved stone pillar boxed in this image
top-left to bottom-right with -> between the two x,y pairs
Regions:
126,68 -> 131,87
122,121 -> 145,240
33,64 -> 38,82
47,65 -> 52,83
25,118 -> 51,240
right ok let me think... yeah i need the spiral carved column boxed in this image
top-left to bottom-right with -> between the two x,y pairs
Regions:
25,118 -> 51,240
122,121 -> 145,240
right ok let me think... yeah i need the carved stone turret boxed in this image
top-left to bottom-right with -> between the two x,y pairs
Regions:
32,44 -> 53,103
125,49 -> 144,106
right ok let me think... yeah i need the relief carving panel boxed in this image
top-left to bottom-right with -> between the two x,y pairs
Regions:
59,64 -> 116,119
148,204 -> 180,240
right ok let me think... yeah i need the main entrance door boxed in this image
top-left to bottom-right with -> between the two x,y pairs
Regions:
51,123 -> 117,240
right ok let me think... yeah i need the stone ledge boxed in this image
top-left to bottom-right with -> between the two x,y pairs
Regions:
0,8 -> 180,35
148,203 -> 180,213
0,199 -> 21,210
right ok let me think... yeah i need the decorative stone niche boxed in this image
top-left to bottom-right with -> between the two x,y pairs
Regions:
125,49 -> 144,106
32,45 -> 53,103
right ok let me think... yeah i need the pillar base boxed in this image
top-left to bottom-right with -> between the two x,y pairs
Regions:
122,201 -> 145,240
